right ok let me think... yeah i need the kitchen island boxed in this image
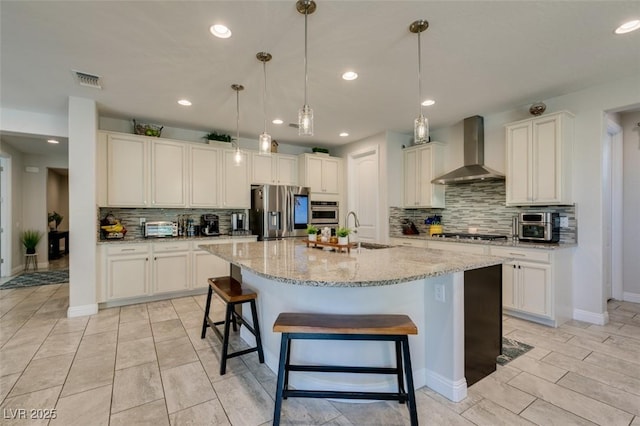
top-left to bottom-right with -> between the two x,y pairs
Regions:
199,239 -> 506,402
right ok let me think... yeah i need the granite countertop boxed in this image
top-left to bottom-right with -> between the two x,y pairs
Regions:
199,239 -> 506,288
97,234 -> 256,245
392,234 -> 577,250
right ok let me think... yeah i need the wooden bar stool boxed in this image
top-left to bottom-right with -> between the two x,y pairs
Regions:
201,276 -> 265,375
272,313 -> 419,426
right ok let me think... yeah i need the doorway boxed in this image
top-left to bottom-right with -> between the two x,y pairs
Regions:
0,156 -> 10,277
347,146 -> 380,242
603,118 -> 622,301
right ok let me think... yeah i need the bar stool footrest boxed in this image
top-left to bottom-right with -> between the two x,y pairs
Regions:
283,389 -> 408,402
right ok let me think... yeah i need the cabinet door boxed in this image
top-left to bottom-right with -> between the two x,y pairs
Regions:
153,251 -> 190,293
107,134 -> 148,206
532,116 -> 561,204
305,156 -> 324,193
403,149 -> 418,207
221,150 -> 250,208
502,262 -> 517,310
417,147 -> 434,206
251,153 -> 275,184
276,155 -> 298,185
151,140 -> 187,207
107,254 -> 150,299
519,261 -> 552,317
505,123 -> 531,205
321,158 -> 340,194
192,249 -> 229,290
190,145 -> 220,207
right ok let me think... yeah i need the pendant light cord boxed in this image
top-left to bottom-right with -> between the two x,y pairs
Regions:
236,89 -> 240,145
304,5 -> 309,106
263,60 -> 268,132
417,29 -> 423,117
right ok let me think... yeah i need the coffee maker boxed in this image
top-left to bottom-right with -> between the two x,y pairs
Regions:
231,213 -> 246,232
200,214 -> 220,236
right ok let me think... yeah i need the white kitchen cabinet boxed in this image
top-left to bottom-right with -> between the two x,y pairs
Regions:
104,244 -> 151,300
505,111 -> 574,206
190,145 -> 221,207
106,133 -> 149,207
222,149 -> 251,208
152,241 -> 190,293
251,152 -> 298,186
428,240 -> 488,254
403,143 -> 445,208
490,246 -> 572,327
192,240 -> 232,290
298,154 -> 342,196
389,237 -> 428,248
150,140 -> 187,207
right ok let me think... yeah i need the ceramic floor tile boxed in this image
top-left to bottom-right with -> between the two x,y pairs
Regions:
50,384 -> 111,426
50,316 -> 89,335
508,371 -> 633,425
110,398 -> 170,426
567,335 -> 640,365
61,351 -> 115,397
84,313 -> 119,336
152,318 -> 187,342
0,385 -> 61,426
583,351 -> 640,380
461,398 -> 537,426
557,371 -> 640,416
315,415 -> 354,425
115,336 -> 157,370
468,374 -> 536,414
212,371 -> 273,425
331,399 -> 413,426
155,336 -> 198,370
0,343 -> 40,375
117,318 -> 152,342
632,416 -> 640,426
197,345 -> 249,382
75,329 -> 118,360
169,399 -> 230,426
2,324 -> 54,349
507,354 -> 567,383
161,361 -> 216,414
279,394 -> 343,425
9,353 -> 73,397
0,373 -> 21,403
519,398 -> 598,426
506,329 -> 592,360
119,303 -> 149,323
33,330 -> 83,359
148,300 -> 179,323
111,361 -> 164,414
420,385 -> 484,414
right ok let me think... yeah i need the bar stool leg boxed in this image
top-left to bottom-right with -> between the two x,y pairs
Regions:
249,299 -> 265,363
395,339 -> 406,403
219,302 -> 235,375
273,333 -> 290,426
401,336 -> 418,426
201,285 -> 214,339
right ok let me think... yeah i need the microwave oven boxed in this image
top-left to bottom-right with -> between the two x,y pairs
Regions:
310,201 -> 339,224
144,221 -> 177,238
518,212 -> 560,243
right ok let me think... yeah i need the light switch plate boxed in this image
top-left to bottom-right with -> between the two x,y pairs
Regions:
435,284 -> 445,302
560,217 -> 569,228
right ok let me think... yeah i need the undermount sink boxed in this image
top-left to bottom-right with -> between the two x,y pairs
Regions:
357,242 -> 394,250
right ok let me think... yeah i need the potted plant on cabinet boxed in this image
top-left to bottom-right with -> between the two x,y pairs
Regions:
48,211 -> 63,231
336,227 -> 351,245
306,224 -> 318,241
20,229 -> 43,254
203,131 -> 232,143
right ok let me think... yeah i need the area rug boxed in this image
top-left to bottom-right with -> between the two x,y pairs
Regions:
0,270 -> 69,290
497,337 -> 534,365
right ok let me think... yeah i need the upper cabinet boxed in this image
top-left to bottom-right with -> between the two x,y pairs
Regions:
221,149 -> 250,208
190,144 -> 221,207
298,153 -> 342,197
505,111 -> 574,206
403,142 -> 445,208
150,140 -> 187,207
251,152 -> 298,186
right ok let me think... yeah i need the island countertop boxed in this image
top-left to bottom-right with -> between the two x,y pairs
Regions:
199,239 -> 506,287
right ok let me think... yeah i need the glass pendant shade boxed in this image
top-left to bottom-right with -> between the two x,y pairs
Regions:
298,104 -> 314,136
414,114 -> 428,144
259,132 -> 271,154
231,83 -> 244,167
257,52 -> 273,155
233,147 -> 242,167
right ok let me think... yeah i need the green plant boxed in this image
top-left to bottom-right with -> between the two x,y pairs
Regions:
48,211 -> 63,228
306,224 -> 318,235
20,229 -> 43,254
312,147 -> 329,154
336,227 -> 351,237
204,131 -> 232,142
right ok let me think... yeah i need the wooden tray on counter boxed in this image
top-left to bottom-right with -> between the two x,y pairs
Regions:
305,239 -> 356,253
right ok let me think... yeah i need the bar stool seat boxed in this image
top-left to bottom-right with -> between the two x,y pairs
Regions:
24,253 -> 38,272
201,276 -> 264,375
272,313 -> 419,426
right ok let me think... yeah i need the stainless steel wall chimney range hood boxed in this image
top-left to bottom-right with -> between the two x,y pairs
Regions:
431,115 -> 505,185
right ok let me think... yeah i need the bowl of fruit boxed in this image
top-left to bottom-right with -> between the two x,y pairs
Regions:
133,119 -> 163,137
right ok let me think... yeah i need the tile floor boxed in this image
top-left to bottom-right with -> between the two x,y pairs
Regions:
1,279 -> 639,425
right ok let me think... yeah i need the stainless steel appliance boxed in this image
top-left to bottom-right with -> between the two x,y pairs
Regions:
250,185 -> 310,240
310,201 -> 339,224
201,214 -> 220,236
518,212 -> 560,243
144,221 -> 176,238
231,213 -> 246,232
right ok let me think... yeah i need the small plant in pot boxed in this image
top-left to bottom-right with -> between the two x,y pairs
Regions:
204,131 -> 232,143
336,227 -> 351,245
48,211 -> 63,231
306,224 -> 318,241
20,229 -> 43,254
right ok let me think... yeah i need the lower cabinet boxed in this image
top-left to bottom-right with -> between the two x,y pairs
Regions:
105,244 -> 150,300
501,260 -> 551,317
191,240 -> 233,290
389,237 -> 428,248
151,241 -> 191,294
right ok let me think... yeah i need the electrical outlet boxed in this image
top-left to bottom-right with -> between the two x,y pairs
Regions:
560,216 -> 569,228
139,218 -> 146,225
435,284 -> 445,302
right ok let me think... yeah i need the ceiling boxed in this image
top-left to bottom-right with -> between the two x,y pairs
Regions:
1,1 -> 639,156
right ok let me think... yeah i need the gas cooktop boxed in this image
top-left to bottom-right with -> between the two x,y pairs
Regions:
431,233 -> 508,241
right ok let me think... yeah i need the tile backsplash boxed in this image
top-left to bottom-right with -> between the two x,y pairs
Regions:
390,181 -> 577,244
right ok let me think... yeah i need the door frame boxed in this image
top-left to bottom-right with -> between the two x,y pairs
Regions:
604,118 -> 623,301
0,156 -> 11,277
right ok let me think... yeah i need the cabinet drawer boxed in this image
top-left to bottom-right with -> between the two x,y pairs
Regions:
390,238 -> 428,248
153,241 -> 190,253
106,244 -> 149,255
490,247 -> 550,263
428,241 -> 488,254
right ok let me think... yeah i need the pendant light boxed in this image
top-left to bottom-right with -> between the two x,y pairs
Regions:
296,0 -> 316,136
231,84 -> 244,166
257,52 -> 273,155
410,19 -> 429,144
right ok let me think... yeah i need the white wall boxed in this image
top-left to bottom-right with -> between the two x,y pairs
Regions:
622,111 -> 640,301
0,142 -> 24,274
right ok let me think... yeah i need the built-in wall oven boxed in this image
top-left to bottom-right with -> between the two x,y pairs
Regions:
310,201 -> 339,234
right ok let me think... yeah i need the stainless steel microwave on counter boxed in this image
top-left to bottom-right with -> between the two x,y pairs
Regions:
144,221 -> 178,238
518,212 -> 560,243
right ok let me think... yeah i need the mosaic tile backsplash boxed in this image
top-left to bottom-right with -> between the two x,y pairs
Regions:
390,181 -> 577,244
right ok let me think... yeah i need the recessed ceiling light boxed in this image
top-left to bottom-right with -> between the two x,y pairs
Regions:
615,19 -> 640,34
47,139 -> 59,144
422,99 -> 435,106
342,71 -> 358,81
178,99 -> 192,106
339,132 -> 349,137
210,24 -> 231,39
272,119 -> 284,125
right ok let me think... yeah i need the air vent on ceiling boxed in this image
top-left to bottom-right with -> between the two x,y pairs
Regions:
72,70 -> 102,89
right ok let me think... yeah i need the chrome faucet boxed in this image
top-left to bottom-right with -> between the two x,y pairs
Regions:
345,211 -> 360,231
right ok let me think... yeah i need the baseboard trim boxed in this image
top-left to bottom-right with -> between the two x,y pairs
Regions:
573,308 -> 608,325
67,304 -> 98,318
622,291 -> 640,304
425,369 -> 467,403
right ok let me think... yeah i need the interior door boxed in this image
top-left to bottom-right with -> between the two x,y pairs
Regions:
348,147 -> 379,242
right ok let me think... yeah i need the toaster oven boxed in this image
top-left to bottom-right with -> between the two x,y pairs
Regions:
518,212 -> 560,243
144,221 -> 177,238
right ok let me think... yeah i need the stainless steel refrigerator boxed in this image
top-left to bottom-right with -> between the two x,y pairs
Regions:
250,185 -> 310,240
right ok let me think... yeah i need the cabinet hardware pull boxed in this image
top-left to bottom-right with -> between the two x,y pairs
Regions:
122,248 -> 135,252
509,252 -> 526,256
